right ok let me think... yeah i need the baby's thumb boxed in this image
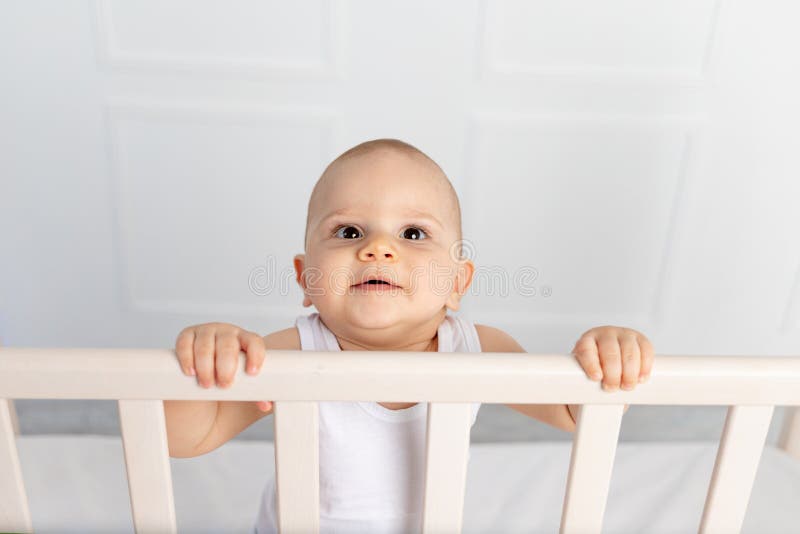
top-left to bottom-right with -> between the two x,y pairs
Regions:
256,401 -> 273,412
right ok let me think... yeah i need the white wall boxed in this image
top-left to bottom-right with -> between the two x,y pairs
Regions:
2,0 -> 798,440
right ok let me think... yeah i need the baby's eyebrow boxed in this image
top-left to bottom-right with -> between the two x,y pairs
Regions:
401,208 -> 444,229
317,207 -> 355,223
314,208 -> 356,230
316,208 -> 444,229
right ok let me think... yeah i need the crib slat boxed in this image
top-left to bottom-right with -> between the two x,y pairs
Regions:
560,404 -> 624,534
421,402 -> 472,534
8,398 -> 20,436
777,406 -> 800,459
118,400 -> 177,534
0,398 -> 32,533
274,401 -> 320,534
699,405 -> 774,534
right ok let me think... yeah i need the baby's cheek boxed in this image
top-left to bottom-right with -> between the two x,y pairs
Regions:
405,268 -> 427,293
417,266 -> 448,295
328,275 -> 350,296
432,276 -> 457,298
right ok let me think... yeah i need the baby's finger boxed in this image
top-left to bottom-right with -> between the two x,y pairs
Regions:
597,333 -> 622,391
194,327 -> 216,388
638,335 -> 654,382
215,333 -> 242,389
256,401 -> 273,412
619,332 -> 641,390
571,335 -> 603,380
240,331 -> 266,375
175,328 -> 196,376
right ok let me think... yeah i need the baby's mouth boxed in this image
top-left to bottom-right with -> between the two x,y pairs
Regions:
352,275 -> 402,289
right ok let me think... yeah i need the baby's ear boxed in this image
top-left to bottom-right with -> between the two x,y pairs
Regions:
293,254 -> 312,307
445,260 -> 475,311
457,259 -> 475,294
293,254 -> 306,285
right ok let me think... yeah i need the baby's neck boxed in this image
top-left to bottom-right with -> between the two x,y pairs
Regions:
335,332 -> 438,352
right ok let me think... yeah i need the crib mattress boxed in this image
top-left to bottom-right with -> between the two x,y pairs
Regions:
14,435 -> 800,534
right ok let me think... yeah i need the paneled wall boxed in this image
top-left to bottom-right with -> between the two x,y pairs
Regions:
2,0 -> 798,441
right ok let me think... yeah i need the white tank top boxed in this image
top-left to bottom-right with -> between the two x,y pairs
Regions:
254,311 -> 483,534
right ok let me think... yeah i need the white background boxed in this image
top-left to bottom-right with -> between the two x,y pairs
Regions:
2,0 -> 798,442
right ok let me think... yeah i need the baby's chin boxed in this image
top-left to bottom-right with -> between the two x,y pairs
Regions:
314,298 -> 446,335
340,305 -> 405,330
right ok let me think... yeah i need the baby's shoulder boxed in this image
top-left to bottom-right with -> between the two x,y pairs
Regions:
473,323 -> 526,353
263,326 -> 301,350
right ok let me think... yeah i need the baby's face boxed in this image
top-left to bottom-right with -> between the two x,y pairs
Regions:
294,149 -> 474,340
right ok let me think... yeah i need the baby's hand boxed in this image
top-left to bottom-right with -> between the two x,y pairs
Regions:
175,323 -> 273,412
570,326 -> 654,391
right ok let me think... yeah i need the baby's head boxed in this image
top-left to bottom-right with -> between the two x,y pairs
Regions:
294,139 -> 475,346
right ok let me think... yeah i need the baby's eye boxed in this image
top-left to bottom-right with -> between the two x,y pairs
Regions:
401,227 -> 428,240
334,226 -> 362,239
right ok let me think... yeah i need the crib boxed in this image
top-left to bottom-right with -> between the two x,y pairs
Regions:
1,348 -> 799,533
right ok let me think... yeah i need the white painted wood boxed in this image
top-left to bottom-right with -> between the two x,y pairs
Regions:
699,405 -> 775,534
118,400 -> 177,534
1,340 -> 19,437
1,348 -> 799,531
2,349 -> 799,406
421,402 -> 473,534
8,398 -> 19,436
777,406 -> 800,459
560,404 -> 624,534
0,398 -> 32,533
274,401 -> 320,534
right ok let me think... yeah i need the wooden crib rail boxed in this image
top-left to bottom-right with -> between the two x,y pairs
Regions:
1,349 -> 799,534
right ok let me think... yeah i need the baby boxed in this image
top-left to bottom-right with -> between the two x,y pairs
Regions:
164,138 -> 655,533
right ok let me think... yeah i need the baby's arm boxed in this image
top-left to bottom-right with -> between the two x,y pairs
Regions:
475,324 -> 578,433
475,324 -> 654,433
164,324 -> 299,458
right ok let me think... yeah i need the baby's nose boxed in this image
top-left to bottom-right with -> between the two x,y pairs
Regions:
358,236 -> 396,261
360,249 -> 394,260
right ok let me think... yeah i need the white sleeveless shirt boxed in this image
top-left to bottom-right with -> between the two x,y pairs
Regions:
254,311 -> 483,534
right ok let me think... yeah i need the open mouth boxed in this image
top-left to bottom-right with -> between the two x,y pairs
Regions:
352,277 -> 401,289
